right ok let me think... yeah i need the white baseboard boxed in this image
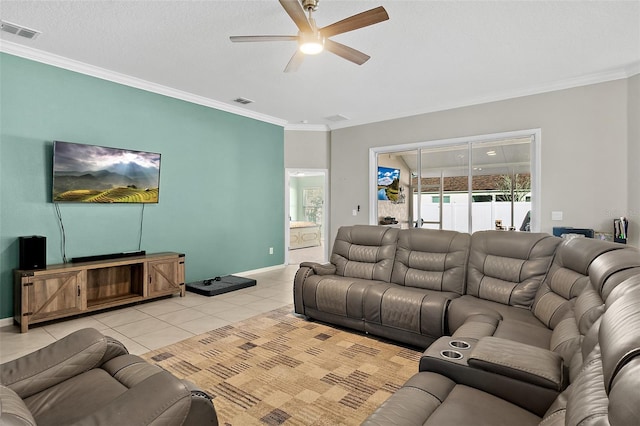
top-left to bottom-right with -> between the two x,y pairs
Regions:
234,264 -> 287,276
0,317 -> 15,328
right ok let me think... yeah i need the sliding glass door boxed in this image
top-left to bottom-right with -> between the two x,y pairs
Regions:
471,137 -> 532,232
372,131 -> 536,233
414,143 -> 469,231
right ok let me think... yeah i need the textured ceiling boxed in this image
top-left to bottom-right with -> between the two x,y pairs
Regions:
1,0 -> 639,129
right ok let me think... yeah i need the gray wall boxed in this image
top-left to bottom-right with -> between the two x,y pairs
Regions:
284,130 -> 330,169
628,74 -> 640,246
330,79 -> 631,244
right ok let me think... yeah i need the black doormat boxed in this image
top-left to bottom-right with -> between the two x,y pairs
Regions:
186,275 -> 256,296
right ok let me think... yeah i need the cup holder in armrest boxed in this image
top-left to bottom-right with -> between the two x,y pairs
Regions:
449,340 -> 471,350
440,350 -> 464,360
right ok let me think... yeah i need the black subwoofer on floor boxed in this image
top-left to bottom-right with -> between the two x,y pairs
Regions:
19,235 -> 46,270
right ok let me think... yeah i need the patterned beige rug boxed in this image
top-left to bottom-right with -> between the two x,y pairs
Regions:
142,305 -> 421,425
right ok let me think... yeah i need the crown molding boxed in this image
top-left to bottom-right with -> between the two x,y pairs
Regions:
0,41 -> 288,127
329,60 -> 640,131
626,61 -> 640,77
284,123 -> 330,132
2,41 -> 637,133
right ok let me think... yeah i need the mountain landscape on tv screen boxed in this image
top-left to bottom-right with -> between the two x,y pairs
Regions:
53,142 -> 160,203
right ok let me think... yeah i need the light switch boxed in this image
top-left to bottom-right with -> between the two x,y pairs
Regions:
551,211 -> 563,221
352,209 -> 357,216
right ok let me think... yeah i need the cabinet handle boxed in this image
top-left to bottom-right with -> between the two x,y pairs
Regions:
149,276 -> 152,284
77,286 -> 81,297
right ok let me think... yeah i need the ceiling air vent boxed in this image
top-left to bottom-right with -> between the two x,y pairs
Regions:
1,21 -> 41,40
325,114 -> 350,122
233,97 -> 254,105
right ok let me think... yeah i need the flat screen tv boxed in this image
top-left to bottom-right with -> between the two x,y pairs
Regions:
377,166 -> 400,201
52,141 -> 161,203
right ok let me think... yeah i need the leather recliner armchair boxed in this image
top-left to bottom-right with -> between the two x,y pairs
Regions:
0,328 -> 218,426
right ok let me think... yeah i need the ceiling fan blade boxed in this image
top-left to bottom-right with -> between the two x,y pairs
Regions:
324,39 -> 370,65
279,0 -> 312,33
230,35 -> 298,42
320,6 -> 389,38
284,50 -> 305,73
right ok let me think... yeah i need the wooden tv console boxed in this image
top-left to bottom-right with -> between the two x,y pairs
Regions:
14,252 -> 185,333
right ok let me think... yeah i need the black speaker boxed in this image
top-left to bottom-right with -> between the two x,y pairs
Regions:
19,236 -> 46,270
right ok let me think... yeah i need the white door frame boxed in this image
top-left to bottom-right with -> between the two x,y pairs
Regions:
284,168 -> 329,265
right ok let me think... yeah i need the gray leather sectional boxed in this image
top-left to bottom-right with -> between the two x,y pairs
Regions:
294,225 -> 640,425
0,328 -> 218,425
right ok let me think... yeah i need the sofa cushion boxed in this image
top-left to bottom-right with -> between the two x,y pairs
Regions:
24,368 -> 127,425
363,372 -> 540,426
1,328 -> 109,399
492,320 -> 552,349
331,225 -> 399,282
466,231 -> 560,308
391,229 -> 470,294
449,295 -> 551,348
448,295 -> 545,331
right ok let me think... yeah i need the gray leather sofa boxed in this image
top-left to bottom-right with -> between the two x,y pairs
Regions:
294,225 -> 640,425
363,274 -> 640,425
0,328 -> 218,426
294,226 -> 637,350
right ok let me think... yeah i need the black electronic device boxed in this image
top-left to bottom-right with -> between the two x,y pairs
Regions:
71,250 -> 146,263
186,275 -> 256,296
19,236 -> 46,270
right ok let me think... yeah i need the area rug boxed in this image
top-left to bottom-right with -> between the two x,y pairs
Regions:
141,305 -> 422,425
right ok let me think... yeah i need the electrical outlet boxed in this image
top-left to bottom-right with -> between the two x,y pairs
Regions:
269,247 -> 274,255
551,211 -> 563,221
352,209 -> 357,216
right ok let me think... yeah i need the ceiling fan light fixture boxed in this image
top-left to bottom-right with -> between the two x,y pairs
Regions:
299,31 -> 324,55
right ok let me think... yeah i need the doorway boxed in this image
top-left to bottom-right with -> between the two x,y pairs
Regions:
285,169 -> 329,265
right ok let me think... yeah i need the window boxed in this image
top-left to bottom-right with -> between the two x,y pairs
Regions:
370,130 -> 540,232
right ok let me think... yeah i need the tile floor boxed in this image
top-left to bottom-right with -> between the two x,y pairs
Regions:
288,242 -> 325,265
0,264 -> 302,364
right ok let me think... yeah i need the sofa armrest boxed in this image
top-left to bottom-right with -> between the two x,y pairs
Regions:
294,263 -> 337,315
0,328 -> 110,399
419,336 -> 559,417
0,385 -> 37,426
300,262 -> 336,275
468,337 -> 565,391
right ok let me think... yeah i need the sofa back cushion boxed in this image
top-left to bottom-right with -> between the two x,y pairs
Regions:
592,280 -> 640,423
541,279 -> 640,425
391,229 -> 470,294
532,238 -> 623,328
331,225 -> 399,282
588,247 -> 640,301
466,231 -> 560,308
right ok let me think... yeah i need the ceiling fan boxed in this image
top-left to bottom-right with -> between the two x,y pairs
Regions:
230,0 -> 389,72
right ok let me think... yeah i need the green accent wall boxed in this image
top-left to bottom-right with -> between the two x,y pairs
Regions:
0,53 -> 285,319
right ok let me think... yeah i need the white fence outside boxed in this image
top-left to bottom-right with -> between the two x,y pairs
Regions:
415,193 -> 531,233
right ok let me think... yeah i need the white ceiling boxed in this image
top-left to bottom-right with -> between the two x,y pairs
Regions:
1,1 -> 639,130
